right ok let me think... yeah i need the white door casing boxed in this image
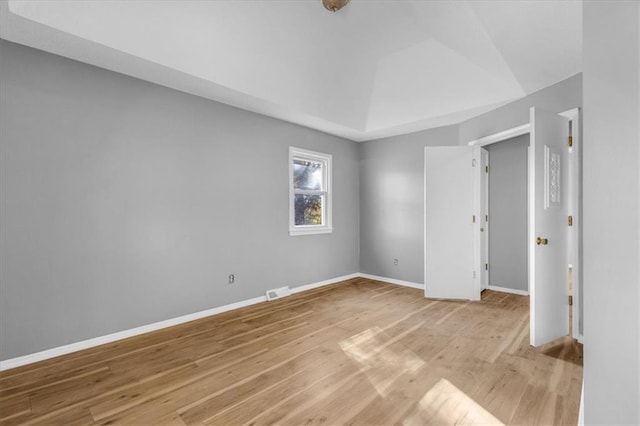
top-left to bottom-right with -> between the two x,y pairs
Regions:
529,107 -> 570,347
560,107 -> 582,342
480,148 -> 489,291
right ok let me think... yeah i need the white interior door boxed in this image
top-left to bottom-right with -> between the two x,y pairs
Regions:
480,149 -> 489,291
530,107 -> 570,347
424,146 -> 479,301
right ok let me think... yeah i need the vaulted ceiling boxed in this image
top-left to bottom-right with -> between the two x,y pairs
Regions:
0,0 -> 582,141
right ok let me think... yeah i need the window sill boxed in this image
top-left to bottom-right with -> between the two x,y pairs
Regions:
289,227 -> 333,236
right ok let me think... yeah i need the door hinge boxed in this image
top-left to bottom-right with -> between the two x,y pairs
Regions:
485,263 -> 488,271
568,295 -> 573,306
485,166 -> 489,173
568,136 -> 573,148
485,214 -> 488,222
473,215 -> 476,223
568,215 -> 573,227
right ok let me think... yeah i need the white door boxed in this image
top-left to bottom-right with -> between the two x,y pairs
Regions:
480,149 -> 489,291
530,107 -> 570,347
424,146 -> 480,301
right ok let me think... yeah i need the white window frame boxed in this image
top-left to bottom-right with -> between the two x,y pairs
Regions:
289,147 -> 333,236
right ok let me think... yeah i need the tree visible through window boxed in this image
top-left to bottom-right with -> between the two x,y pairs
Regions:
293,159 -> 322,225
289,148 -> 332,235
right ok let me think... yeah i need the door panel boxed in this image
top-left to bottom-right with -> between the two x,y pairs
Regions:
425,146 -> 478,300
530,107 -> 570,346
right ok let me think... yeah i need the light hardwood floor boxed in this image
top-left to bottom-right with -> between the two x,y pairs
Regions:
0,278 -> 583,425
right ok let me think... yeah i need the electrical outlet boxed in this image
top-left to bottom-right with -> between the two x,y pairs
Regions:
393,258 -> 399,266
228,274 -> 235,284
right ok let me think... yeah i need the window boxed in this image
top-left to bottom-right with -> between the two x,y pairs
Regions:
289,147 -> 332,236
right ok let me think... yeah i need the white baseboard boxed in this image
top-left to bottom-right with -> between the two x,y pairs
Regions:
0,273 -> 358,371
486,285 -> 529,296
357,273 -> 424,290
0,295 -> 266,372
291,273 -> 360,294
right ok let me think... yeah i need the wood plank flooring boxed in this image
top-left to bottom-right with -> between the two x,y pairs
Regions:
0,278 -> 583,425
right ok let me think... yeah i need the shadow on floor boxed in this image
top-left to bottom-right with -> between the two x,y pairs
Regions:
538,336 -> 584,366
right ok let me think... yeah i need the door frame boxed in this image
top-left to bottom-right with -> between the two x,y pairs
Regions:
480,149 -> 489,292
559,108 -> 582,343
466,108 -> 582,342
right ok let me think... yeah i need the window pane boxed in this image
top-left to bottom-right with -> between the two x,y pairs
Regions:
294,194 -> 323,225
293,159 -> 322,190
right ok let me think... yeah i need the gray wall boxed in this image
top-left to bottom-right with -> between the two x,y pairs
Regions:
459,74 -> 583,145
583,2 -> 640,424
359,126 -> 458,283
0,39 -> 589,364
486,135 -> 529,292
359,75 -> 582,286
0,40 -> 360,361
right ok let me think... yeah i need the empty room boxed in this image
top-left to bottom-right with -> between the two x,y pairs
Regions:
0,1 -> 638,425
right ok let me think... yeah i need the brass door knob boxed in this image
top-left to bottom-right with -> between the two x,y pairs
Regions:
536,237 -> 549,245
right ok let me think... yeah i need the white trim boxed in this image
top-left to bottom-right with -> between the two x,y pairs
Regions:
487,285 -> 530,296
528,114 -> 536,345
288,227 -> 333,236
291,273 -> 360,294
467,123 -> 531,147
357,273 -> 424,290
560,107 -> 582,341
472,146 -> 483,300
577,333 -> 584,344
0,295 -> 266,371
423,147 -> 428,298
480,148 -> 490,292
558,108 -> 580,121
0,272 -> 357,371
289,147 -> 333,236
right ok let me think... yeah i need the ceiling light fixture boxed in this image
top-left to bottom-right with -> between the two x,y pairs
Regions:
322,0 -> 349,13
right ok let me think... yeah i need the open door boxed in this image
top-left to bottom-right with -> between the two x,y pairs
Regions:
530,107 -> 570,347
424,146 -> 481,301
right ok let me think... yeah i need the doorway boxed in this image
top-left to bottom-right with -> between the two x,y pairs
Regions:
483,135 -> 530,296
469,108 -> 582,344
424,108 -> 581,345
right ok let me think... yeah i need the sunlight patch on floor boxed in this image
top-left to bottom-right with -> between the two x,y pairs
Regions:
403,378 -> 504,425
339,326 -> 425,397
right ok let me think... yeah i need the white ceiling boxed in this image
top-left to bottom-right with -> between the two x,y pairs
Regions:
0,0 -> 582,142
